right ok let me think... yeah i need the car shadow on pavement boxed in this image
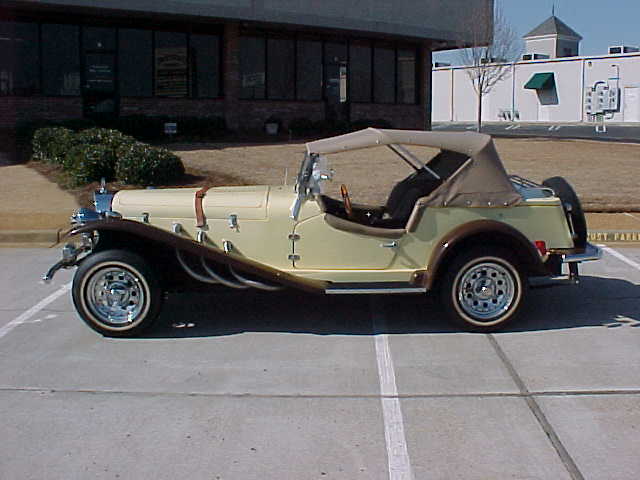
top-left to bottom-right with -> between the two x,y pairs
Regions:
139,275 -> 639,339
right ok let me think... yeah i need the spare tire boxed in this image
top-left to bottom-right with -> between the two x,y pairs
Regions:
542,176 -> 587,249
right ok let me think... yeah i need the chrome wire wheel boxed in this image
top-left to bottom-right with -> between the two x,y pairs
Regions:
456,261 -> 516,323
85,266 -> 147,326
441,248 -> 526,332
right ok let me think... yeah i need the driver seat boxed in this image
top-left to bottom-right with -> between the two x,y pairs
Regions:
371,170 -> 442,229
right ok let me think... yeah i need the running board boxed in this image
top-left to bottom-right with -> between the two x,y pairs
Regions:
325,282 -> 427,295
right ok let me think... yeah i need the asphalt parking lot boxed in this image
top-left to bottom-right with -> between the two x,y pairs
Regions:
433,122 -> 640,143
1,246 -> 639,480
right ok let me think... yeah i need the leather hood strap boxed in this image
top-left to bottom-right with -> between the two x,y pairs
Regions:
195,186 -> 211,228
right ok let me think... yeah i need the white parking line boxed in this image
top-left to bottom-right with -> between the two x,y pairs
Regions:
371,300 -> 414,480
0,283 -> 71,340
601,246 -> 640,271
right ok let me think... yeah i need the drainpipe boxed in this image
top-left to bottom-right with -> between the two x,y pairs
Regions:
450,68 -> 454,122
580,58 -> 586,122
511,63 -> 516,121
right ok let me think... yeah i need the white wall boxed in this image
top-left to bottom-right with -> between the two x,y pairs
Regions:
433,53 -> 640,124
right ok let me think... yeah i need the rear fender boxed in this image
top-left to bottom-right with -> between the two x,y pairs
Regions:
417,220 -> 548,290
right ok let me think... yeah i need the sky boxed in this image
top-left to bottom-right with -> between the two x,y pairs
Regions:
433,0 -> 640,65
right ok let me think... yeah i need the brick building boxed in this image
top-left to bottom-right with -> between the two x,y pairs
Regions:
1,0 -> 492,132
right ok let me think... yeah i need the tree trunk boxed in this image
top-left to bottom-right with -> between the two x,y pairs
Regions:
476,91 -> 483,133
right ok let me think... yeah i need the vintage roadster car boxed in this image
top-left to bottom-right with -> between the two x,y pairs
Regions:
44,128 -> 601,336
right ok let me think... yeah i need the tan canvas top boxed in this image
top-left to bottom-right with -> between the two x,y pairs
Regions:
306,128 -> 522,208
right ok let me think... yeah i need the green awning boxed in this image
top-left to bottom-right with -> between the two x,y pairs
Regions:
524,73 -> 555,90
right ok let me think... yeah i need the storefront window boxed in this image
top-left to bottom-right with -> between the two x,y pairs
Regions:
119,29 -> 152,97
83,27 -> 115,51
190,34 -> 220,98
296,39 -> 321,101
155,31 -> 188,97
0,21 -> 40,96
42,24 -> 80,96
373,45 -> 395,104
267,37 -> 295,100
349,41 -> 372,103
397,48 -> 416,104
239,36 -> 266,99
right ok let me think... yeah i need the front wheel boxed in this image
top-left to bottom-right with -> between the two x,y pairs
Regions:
440,247 -> 526,332
72,249 -> 163,337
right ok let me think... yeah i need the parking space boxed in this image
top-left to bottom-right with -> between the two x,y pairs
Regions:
0,246 -> 638,479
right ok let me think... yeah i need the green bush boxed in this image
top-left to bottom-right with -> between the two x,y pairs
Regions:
64,143 -> 117,187
76,128 -> 135,151
115,142 -> 185,185
32,127 -> 77,165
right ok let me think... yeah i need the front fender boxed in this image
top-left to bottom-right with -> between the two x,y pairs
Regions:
68,219 -> 327,294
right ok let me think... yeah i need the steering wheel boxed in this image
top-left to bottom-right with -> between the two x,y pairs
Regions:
340,184 -> 354,220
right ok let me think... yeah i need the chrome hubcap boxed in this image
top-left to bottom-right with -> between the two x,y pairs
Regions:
86,267 -> 145,325
457,261 -> 516,322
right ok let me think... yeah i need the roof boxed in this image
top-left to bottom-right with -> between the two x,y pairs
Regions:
306,129 -> 522,208
306,128 -> 492,156
524,72 -> 555,90
524,16 -> 582,40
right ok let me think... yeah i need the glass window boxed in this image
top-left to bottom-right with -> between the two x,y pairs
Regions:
296,39 -> 321,101
324,41 -> 347,103
267,37 -> 295,100
0,21 -> 40,96
373,45 -> 395,103
191,34 -> 220,98
83,27 -> 115,51
349,41 -> 372,103
119,29 -> 152,97
239,36 -> 266,99
42,24 -> 80,96
397,48 -> 416,104
155,31 -> 188,97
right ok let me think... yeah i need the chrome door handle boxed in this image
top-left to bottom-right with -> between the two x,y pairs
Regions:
380,241 -> 398,248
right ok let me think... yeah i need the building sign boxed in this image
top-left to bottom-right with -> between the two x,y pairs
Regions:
242,72 -> 265,88
85,54 -> 115,92
155,47 -> 188,97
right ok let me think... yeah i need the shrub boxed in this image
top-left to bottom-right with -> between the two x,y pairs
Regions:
76,128 -> 135,151
116,142 -> 185,185
32,127 -> 76,165
64,143 -> 117,187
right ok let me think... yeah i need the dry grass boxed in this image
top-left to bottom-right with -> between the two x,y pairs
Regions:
174,138 -> 640,211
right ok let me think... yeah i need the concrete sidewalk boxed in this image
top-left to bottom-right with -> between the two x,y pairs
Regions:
0,164 -> 78,245
0,164 -> 638,245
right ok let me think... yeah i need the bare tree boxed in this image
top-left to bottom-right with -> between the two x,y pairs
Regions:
458,2 -> 521,132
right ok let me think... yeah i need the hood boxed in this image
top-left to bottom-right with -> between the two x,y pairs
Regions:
112,186 -> 271,220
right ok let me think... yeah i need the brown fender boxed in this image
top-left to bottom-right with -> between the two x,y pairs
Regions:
416,219 -> 548,290
68,218 -> 327,294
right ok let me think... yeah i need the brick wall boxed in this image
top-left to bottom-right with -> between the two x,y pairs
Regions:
235,100 -> 326,130
120,97 -> 225,117
351,103 -> 424,129
0,96 -> 82,129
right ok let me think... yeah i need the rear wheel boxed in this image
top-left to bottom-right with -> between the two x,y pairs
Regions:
72,249 -> 163,337
440,247 -> 526,332
542,176 -> 587,249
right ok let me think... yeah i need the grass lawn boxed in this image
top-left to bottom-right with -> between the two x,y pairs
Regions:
173,137 -> 640,212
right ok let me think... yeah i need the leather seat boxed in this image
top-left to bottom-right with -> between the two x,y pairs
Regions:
371,170 -> 442,229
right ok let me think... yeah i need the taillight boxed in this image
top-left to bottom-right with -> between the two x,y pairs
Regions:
534,240 -> 548,255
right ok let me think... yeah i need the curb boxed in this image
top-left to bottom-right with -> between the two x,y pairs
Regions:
1,228 -> 638,245
587,231 -> 640,243
0,229 -> 61,246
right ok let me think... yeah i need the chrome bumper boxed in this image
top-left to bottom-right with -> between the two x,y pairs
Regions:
560,242 -> 603,264
530,243 -> 602,288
